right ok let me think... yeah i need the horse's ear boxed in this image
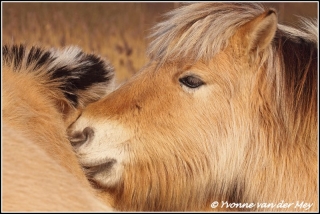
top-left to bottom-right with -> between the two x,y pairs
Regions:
237,9 -> 278,53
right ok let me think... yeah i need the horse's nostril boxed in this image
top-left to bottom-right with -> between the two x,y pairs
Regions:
83,127 -> 94,139
69,127 -> 94,147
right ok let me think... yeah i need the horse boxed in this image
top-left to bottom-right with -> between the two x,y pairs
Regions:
2,44 -> 115,211
67,3 -> 318,211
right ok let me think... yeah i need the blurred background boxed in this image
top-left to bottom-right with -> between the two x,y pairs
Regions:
2,2 -> 318,84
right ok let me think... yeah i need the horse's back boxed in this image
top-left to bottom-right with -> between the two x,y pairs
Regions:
2,125 -> 112,211
2,44 -> 114,211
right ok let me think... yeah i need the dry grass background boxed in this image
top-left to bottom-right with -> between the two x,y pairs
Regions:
2,2 -> 318,84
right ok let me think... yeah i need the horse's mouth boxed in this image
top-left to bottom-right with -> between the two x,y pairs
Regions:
82,159 -> 117,179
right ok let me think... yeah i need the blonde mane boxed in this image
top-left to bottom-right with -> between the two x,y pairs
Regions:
147,3 -> 265,63
147,3 -> 317,65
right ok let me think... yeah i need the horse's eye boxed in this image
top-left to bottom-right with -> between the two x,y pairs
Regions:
179,75 -> 205,88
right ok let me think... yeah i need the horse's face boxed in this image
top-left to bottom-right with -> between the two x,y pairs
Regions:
69,52 -> 240,174
68,8 -> 278,211
68,48 -> 263,210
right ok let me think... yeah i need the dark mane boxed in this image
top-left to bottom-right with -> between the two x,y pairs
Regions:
275,28 -> 317,117
273,20 -> 318,140
3,44 -> 115,107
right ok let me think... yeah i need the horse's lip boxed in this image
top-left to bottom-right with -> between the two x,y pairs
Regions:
82,159 -> 116,177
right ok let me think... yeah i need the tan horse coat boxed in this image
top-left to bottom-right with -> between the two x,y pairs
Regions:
2,45 -> 115,211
